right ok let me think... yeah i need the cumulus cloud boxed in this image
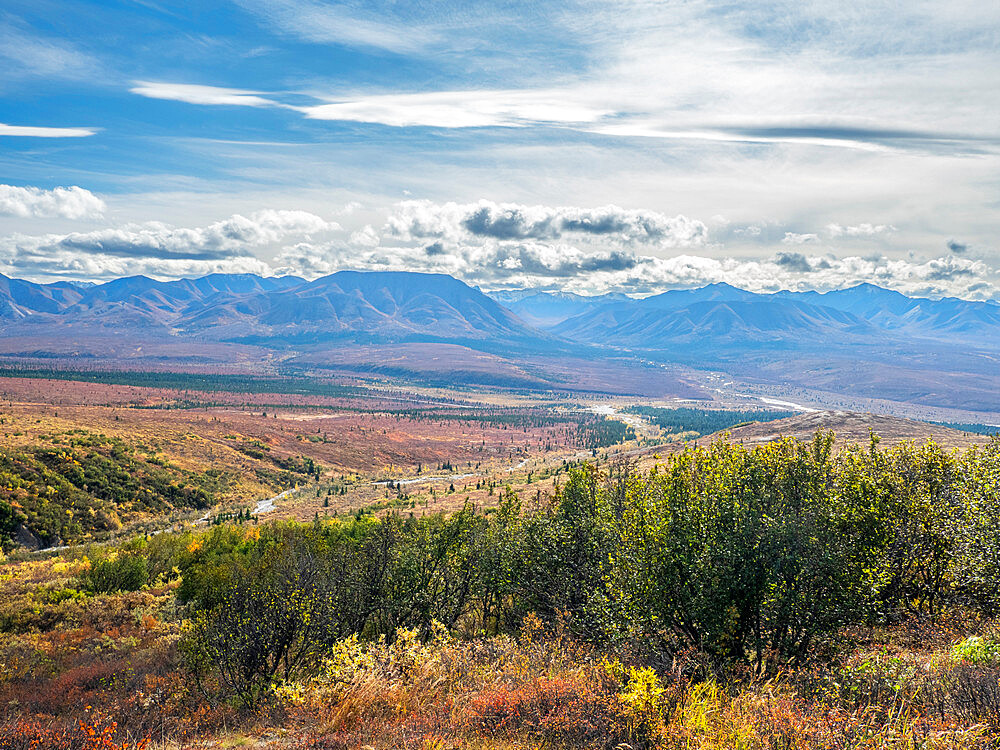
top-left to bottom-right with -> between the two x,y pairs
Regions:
781,232 -> 819,245
920,256 -> 977,281
0,210 -> 338,278
385,200 -> 707,248
0,253 -> 273,282
773,252 -> 813,273
0,123 -> 96,137
260,199 -> 1000,300
3,202 -> 996,302
0,185 -> 105,219
947,239 -> 968,254
349,225 -> 380,248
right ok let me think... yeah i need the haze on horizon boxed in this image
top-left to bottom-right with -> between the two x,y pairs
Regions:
0,0 -> 998,300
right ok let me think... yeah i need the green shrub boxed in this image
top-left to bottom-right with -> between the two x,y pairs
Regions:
84,554 -> 149,593
953,636 -> 1000,665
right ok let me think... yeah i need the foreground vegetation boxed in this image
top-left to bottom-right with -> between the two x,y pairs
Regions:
2,432 -> 1000,748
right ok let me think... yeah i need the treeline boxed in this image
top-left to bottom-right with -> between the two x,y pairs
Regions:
575,416 -> 636,448
391,408 -> 572,429
119,432 -> 1000,707
933,420 -> 1000,436
625,405 -> 794,437
0,432 -> 230,548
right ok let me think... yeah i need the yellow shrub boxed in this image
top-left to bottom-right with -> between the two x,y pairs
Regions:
602,658 -> 668,744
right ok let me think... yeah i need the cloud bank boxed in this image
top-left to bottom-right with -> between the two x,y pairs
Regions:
0,199 -> 995,302
272,240 -> 998,301
0,209 -> 338,278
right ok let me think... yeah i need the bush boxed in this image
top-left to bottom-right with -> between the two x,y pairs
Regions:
84,554 -> 149,593
172,432 -> 1000,707
953,636 -> 1000,666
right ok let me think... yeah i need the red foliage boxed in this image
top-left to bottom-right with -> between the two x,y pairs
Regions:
464,675 -> 613,742
0,717 -> 149,750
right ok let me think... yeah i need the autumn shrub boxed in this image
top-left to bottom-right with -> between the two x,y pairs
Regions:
83,554 -> 148,594
0,716 -> 149,750
464,674 -> 614,742
952,636 -> 1000,666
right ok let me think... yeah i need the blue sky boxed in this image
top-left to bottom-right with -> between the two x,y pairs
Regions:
0,0 -> 998,298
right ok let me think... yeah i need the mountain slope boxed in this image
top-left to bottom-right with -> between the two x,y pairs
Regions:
553,294 -> 883,350
181,271 -> 554,347
775,283 -> 1000,344
488,290 -> 630,328
554,281 -> 1000,353
0,274 -> 84,318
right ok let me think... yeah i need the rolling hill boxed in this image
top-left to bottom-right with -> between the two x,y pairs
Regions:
705,410 -> 991,449
543,282 -> 1000,354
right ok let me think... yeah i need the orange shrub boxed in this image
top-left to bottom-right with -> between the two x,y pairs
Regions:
463,674 -> 613,742
0,717 -> 149,750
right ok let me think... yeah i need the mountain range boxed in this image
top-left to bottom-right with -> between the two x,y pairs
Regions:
0,271 -> 547,348
0,270 -> 997,414
542,282 -> 1000,351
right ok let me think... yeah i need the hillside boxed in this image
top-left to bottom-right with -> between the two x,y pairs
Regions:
776,283 -> 1000,342
554,297 -> 882,348
710,410 -> 991,448
222,271 -> 550,346
488,289 -> 629,328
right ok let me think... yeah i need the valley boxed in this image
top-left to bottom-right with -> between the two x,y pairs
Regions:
1,272 -> 999,750
0,366 -> 991,552
0,270 -> 997,425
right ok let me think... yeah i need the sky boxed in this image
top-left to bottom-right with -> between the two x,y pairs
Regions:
0,0 -> 998,298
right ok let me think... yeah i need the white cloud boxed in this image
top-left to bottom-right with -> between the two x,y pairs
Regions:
235,0 -> 437,54
0,123 -> 96,138
137,82 -> 606,130
781,232 -> 819,245
0,25 -> 101,85
271,231 -> 998,302
349,225 -> 380,248
385,200 -> 707,247
827,223 -> 896,237
0,253 -> 272,282
0,210 -> 339,278
130,81 -> 277,107
0,185 -> 105,219
299,89 -> 609,129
